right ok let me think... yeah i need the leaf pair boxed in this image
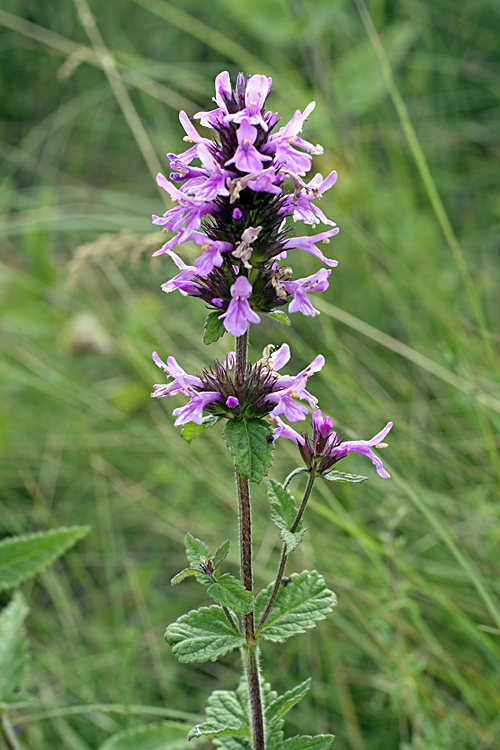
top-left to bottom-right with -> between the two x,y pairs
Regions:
165,571 -> 336,663
188,675 -> 333,750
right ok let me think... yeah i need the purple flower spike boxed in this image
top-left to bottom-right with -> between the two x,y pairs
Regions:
218,276 -> 260,336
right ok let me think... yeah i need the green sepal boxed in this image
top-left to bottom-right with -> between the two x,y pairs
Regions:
212,539 -> 230,570
181,414 -> 219,443
268,480 -> 304,553
265,678 -> 312,726
207,573 -> 253,614
204,311 -> 226,344
266,311 -> 291,327
0,593 -> 29,701
170,568 -> 203,585
269,734 -> 335,750
255,571 -> 337,643
223,419 -> 274,484
321,470 -> 368,483
0,526 -> 90,592
165,605 -> 245,663
184,534 -> 212,585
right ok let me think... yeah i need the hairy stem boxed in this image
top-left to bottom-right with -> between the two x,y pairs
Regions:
234,331 -> 265,750
256,473 -> 316,635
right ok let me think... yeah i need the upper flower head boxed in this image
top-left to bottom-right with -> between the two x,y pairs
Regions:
151,71 -> 340,336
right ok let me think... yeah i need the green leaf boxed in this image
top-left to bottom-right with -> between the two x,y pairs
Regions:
267,480 -> 304,552
223,419 -> 274,484
321,470 -> 368,483
265,679 -> 312,726
98,725 -> 190,750
204,311 -> 226,344
0,526 -> 90,592
266,311 -> 291,326
181,414 -> 219,443
255,571 -> 337,643
170,568 -> 202,585
212,539 -> 230,570
207,574 -> 253,614
184,534 -> 212,585
196,677 -> 280,749
0,593 -> 29,701
269,734 -> 335,750
165,605 -> 245,663
188,720 -> 250,741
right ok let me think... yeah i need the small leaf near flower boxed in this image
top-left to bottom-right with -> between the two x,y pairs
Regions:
170,567 -> 203,585
267,311 -> 291,326
181,414 -> 220,443
185,534 -> 212,585
204,311 -> 227,344
207,573 -> 253,614
223,419 -> 274,484
212,539 -> 230,570
321,470 -> 369,483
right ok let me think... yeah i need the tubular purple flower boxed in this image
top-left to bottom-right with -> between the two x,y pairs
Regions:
218,276 -> 260,336
283,268 -> 332,316
283,228 -> 340,267
225,119 -> 272,173
172,392 -> 221,426
329,422 -> 393,479
266,354 -> 325,421
268,415 -> 305,445
224,74 -> 272,131
151,352 -> 203,397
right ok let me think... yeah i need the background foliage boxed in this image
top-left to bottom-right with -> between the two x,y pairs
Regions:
1,0 -> 499,748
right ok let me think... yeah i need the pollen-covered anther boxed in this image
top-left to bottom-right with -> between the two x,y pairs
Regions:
162,228 -> 170,233
375,442 -> 389,449
183,136 -> 195,143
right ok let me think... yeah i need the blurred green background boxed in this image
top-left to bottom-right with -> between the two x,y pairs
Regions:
1,0 -> 500,748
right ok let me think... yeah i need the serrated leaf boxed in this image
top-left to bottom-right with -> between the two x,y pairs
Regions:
269,734 -> 335,750
200,677 -> 281,749
280,529 -> 306,554
207,574 -> 253,614
321,470 -> 368,483
223,419 -> 274,484
170,568 -> 202,585
0,526 -> 90,592
204,311 -> 227,344
265,679 -> 312,726
0,593 -> 29,700
267,311 -> 291,326
184,534 -> 212,585
165,605 -> 245,663
255,571 -> 337,643
188,720 -> 250,741
268,480 -> 298,531
98,724 -> 189,750
181,414 -> 219,443
212,539 -> 230,570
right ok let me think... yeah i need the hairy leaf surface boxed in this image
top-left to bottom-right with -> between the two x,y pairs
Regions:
265,678 -> 312,725
0,593 -> 29,700
184,533 -> 212,585
0,526 -> 90,591
208,574 -> 253,614
321,470 -> 368,483
255,571 -> 336,642
165,606 -> 245,663
204,311 -> 227,344
223,419 -> 274,484
269,734 -> 335,750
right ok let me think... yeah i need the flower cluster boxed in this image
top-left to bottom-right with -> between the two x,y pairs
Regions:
270,410 -> 393,478
153,72 -> 339,336
151,344 -> 323,427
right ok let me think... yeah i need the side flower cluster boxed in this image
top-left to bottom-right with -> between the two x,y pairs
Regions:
153,71 -> 339,335
151,344 -> 324,427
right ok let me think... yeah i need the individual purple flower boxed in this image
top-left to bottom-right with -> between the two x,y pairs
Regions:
225,118 -> 272,173
265,102 -> 322,174
283,228 -> 339,267
151,351 -> 203,397
328,421 -> 393,479
289,171 -> 338,226
282,268 -> 332,316
268,414 -> 305,445
218,276 -> 261,336
265,349 -> 325,422
172,391 -> 221,426
224,74 -> 272,131
189,232 -> 233,276
226,396 -> 239,409
160,252 -> 200,295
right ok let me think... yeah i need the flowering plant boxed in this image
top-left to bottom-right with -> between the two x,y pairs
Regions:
151,71 -> 392,750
